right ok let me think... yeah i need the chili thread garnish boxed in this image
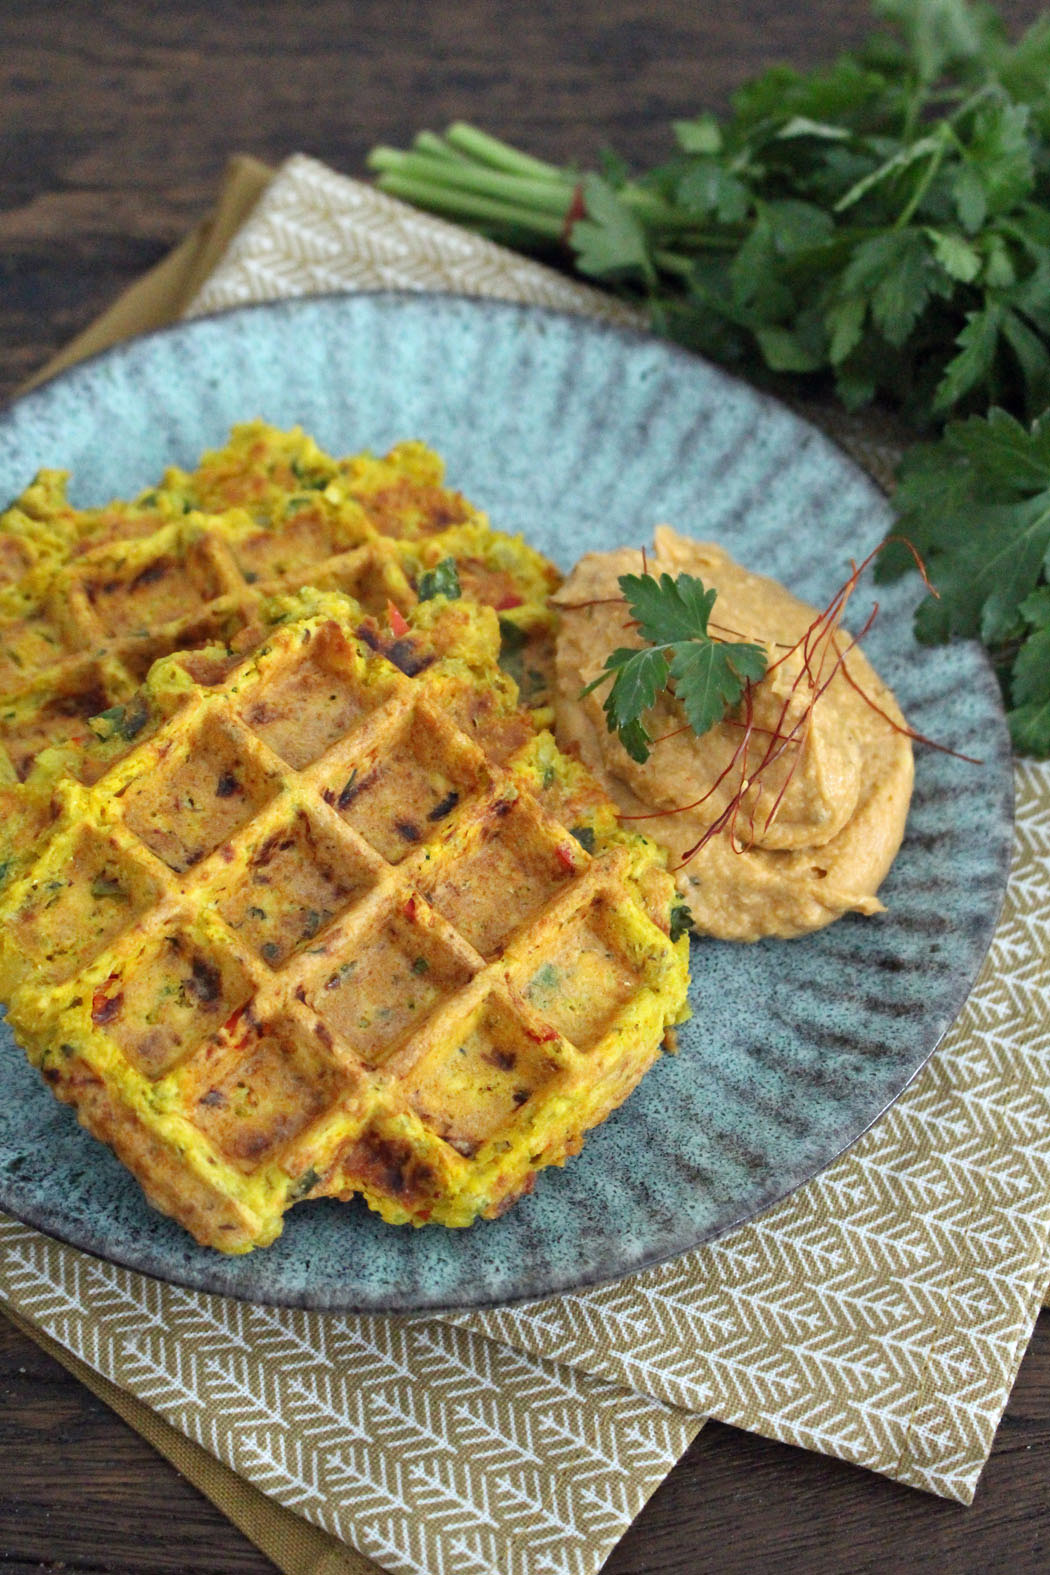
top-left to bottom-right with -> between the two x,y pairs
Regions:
608,538 -> 975,866
840,659 -> 982,764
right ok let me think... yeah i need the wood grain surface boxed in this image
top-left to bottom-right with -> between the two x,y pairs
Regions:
2,2 -> 1048,1571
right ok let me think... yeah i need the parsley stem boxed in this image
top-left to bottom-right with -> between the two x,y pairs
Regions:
370,147 -> 574,217
411,130 -> 473,163
900,79 -> 928,144
653,248 -> 696,279
442,121 -> 563,181
372,170 -> 569,239
894,125 -> 950,229
372,144 -> 741,266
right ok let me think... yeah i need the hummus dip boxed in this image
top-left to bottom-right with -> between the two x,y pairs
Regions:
553,526 -> 914,941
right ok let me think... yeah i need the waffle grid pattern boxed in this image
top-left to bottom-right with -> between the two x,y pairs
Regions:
2,608 -> 685,1250
0,426 -> 559,784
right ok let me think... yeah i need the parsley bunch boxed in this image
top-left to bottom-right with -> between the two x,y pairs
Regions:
369,0 -> 1050,754
371,0 -> 1050,423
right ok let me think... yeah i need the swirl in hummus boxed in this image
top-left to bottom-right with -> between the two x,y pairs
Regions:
552,526 -> 914,941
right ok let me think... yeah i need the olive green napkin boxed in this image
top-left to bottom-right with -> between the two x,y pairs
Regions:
2,151 -> 1049,1575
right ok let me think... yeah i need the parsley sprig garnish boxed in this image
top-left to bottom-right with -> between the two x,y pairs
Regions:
370,0 -> 1050,756
580,571 -> 768,763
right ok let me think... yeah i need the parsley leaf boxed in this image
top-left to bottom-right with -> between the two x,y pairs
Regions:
572,174 -> 656,284
621,570 -> 718,643
933,303 -> 1004,413
882,407 -> 1050,752
1009,588 -> 1050,753
581,571 -> 768,763
669,897 -> 695,942
417,556 -> 462,601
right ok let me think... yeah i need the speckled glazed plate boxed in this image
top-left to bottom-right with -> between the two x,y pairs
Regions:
0,293 -> 1013,1313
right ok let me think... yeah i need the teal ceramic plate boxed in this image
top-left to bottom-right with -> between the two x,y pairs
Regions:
0,293 -> 1013,1312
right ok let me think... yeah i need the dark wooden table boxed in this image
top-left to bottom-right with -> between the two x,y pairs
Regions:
2,2 -> 1048,1570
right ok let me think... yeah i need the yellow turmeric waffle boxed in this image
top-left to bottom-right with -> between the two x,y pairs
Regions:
0,507 -> 406,783
0,586 -> 432,895
0,420 -> 557,589
0,425 -> 560,787
0,598 -> 688,1252
0,579 -> 528,913
0,422 -> 470,578
0,468 -> 188,595
182,422 -> 475,539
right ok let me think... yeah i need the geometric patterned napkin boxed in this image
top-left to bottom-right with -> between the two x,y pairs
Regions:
0,1219 -> 697,1575
191,157 -> 1050,1501
1,152 -> 1047,1575
457,756 -> 1050,1497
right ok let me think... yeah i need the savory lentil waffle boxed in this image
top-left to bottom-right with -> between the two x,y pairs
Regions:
0,420 -> 490,581
0,422 -> 561,788
0,585 -> 447,896
0,594 -> 688,1252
